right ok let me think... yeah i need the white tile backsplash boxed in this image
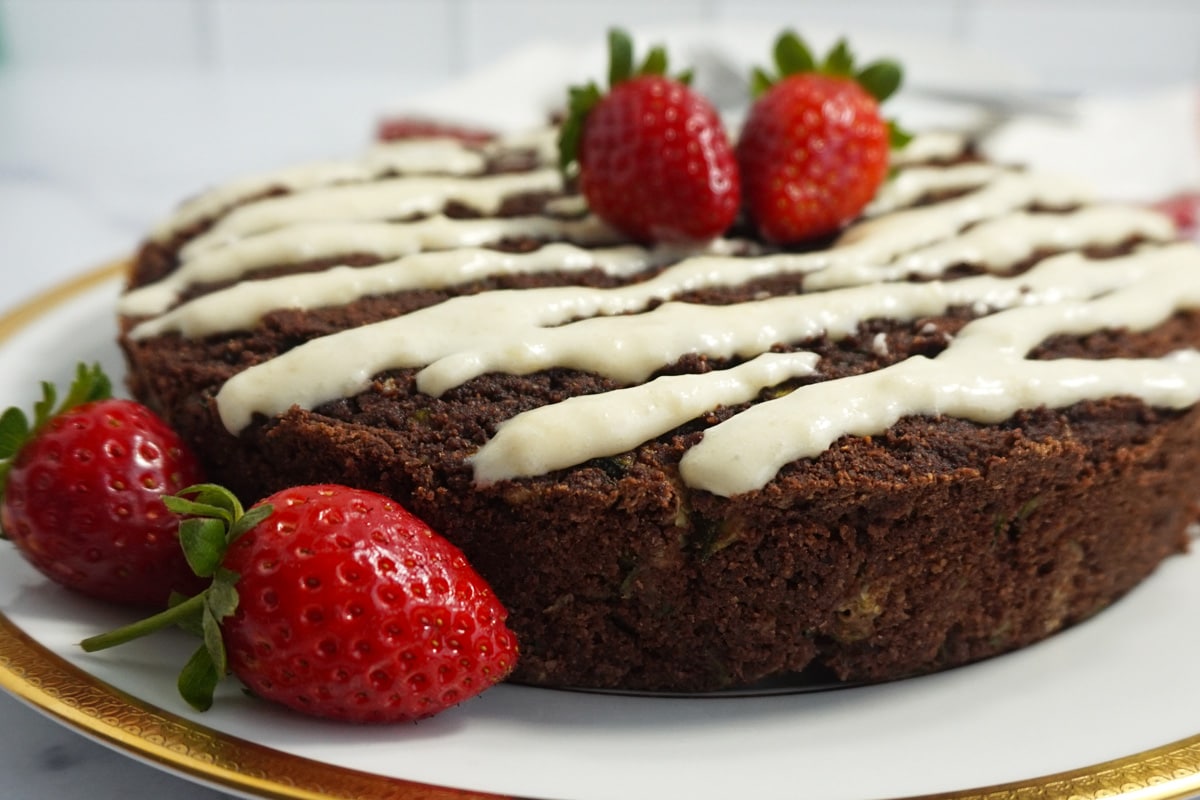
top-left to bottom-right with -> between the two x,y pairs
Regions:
0,0 -> 207,67
209,0 -> 455,76
711,0 -> 966,41
1,0 -> 1198,92
458,0 -> 711,73
966,0 -> 1200,93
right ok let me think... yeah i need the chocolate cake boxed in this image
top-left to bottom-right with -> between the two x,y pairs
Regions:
117,126 -> 1200,692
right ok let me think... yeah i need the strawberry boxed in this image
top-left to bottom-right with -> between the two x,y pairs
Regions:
0,363 -> 206,607
83,483 -> 518,724
559,29 -> 740,243
376,115 -> 495,145
737,32 -> 909,244
1153,191 -> 1200,239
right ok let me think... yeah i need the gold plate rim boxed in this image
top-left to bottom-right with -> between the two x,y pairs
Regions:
1,263 -> 1200,800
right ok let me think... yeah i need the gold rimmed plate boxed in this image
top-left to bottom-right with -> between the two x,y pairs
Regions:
2,263 -> 1200,800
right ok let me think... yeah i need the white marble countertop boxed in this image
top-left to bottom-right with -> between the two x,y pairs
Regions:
3,59 -> 1200,800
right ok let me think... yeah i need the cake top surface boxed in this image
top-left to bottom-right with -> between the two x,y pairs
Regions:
120,126 -> 1200,496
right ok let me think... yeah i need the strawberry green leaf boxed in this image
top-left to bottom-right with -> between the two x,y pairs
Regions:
822,38 -> 855,76
164,496 -> 233,525
18,362 -> 113,436
57,362 -> 112,416
178,644 -> 220,712
175,483 -> 246,520
889,120 -> 914,150
773,30 -> 815,77
31,383 -> 57,430
558,82 -> 602,172
751,66 -> 774,98
571,84 -> 603,107
639,45 -> 668,77
857,60 -> 903,103
229,503 -> 273,542
28,363 -> 113,433
0,407 -> 29,460
202,605 -> 227,675
180,517 -> 229,577
608,28 -> 634,88
206,575 -> 239,619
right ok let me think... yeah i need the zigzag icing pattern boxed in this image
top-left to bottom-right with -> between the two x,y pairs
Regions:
124,130 -> 1200,497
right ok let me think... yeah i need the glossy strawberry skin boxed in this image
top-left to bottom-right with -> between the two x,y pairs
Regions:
1,399 -> 206,607
578,75 -> 740,243
737,73 -> 890,243
221,484 -> 517,724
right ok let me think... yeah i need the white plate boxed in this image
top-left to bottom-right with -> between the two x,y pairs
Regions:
2,265 -> 1200,800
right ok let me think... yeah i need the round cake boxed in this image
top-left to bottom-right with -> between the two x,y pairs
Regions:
116,125 -> 1200,692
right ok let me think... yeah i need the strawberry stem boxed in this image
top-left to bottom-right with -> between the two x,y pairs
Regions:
77,483 -> 270,712
80,591 -> 208,652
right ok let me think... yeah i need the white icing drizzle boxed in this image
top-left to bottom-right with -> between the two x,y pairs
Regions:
128,243 -> 655,340
470,352 -> 820,483
121,214 -> 623,318
681,244 -> 1200,495
151,127 -> 560,244
544,195 -> 591,217
833,170 -> 1090,250
151,160 -> 387,244
463,244 -> 1200,496
807,205 -> 1176,290
364,139 -> 489,176
214,244 -> 1184,433
889,130 -> 969,166
180,169 -> 564,258
490,127 -> 560,165
890,205 -> 1175,274
129,169 -> 1094,340
125,131 -> 1200,497
865,162 -> 1005,216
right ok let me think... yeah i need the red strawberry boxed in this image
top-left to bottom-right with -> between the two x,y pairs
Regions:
1152,191 -> 1200,239
0,363 -> 206,607
83,483 -> 517,724
737,32 -> 909,244
376,115 -> 495,145
559,29 -> 740,243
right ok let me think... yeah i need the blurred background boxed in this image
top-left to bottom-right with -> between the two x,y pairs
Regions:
1,0 -> 1198,92
0,0 -> 1199,297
